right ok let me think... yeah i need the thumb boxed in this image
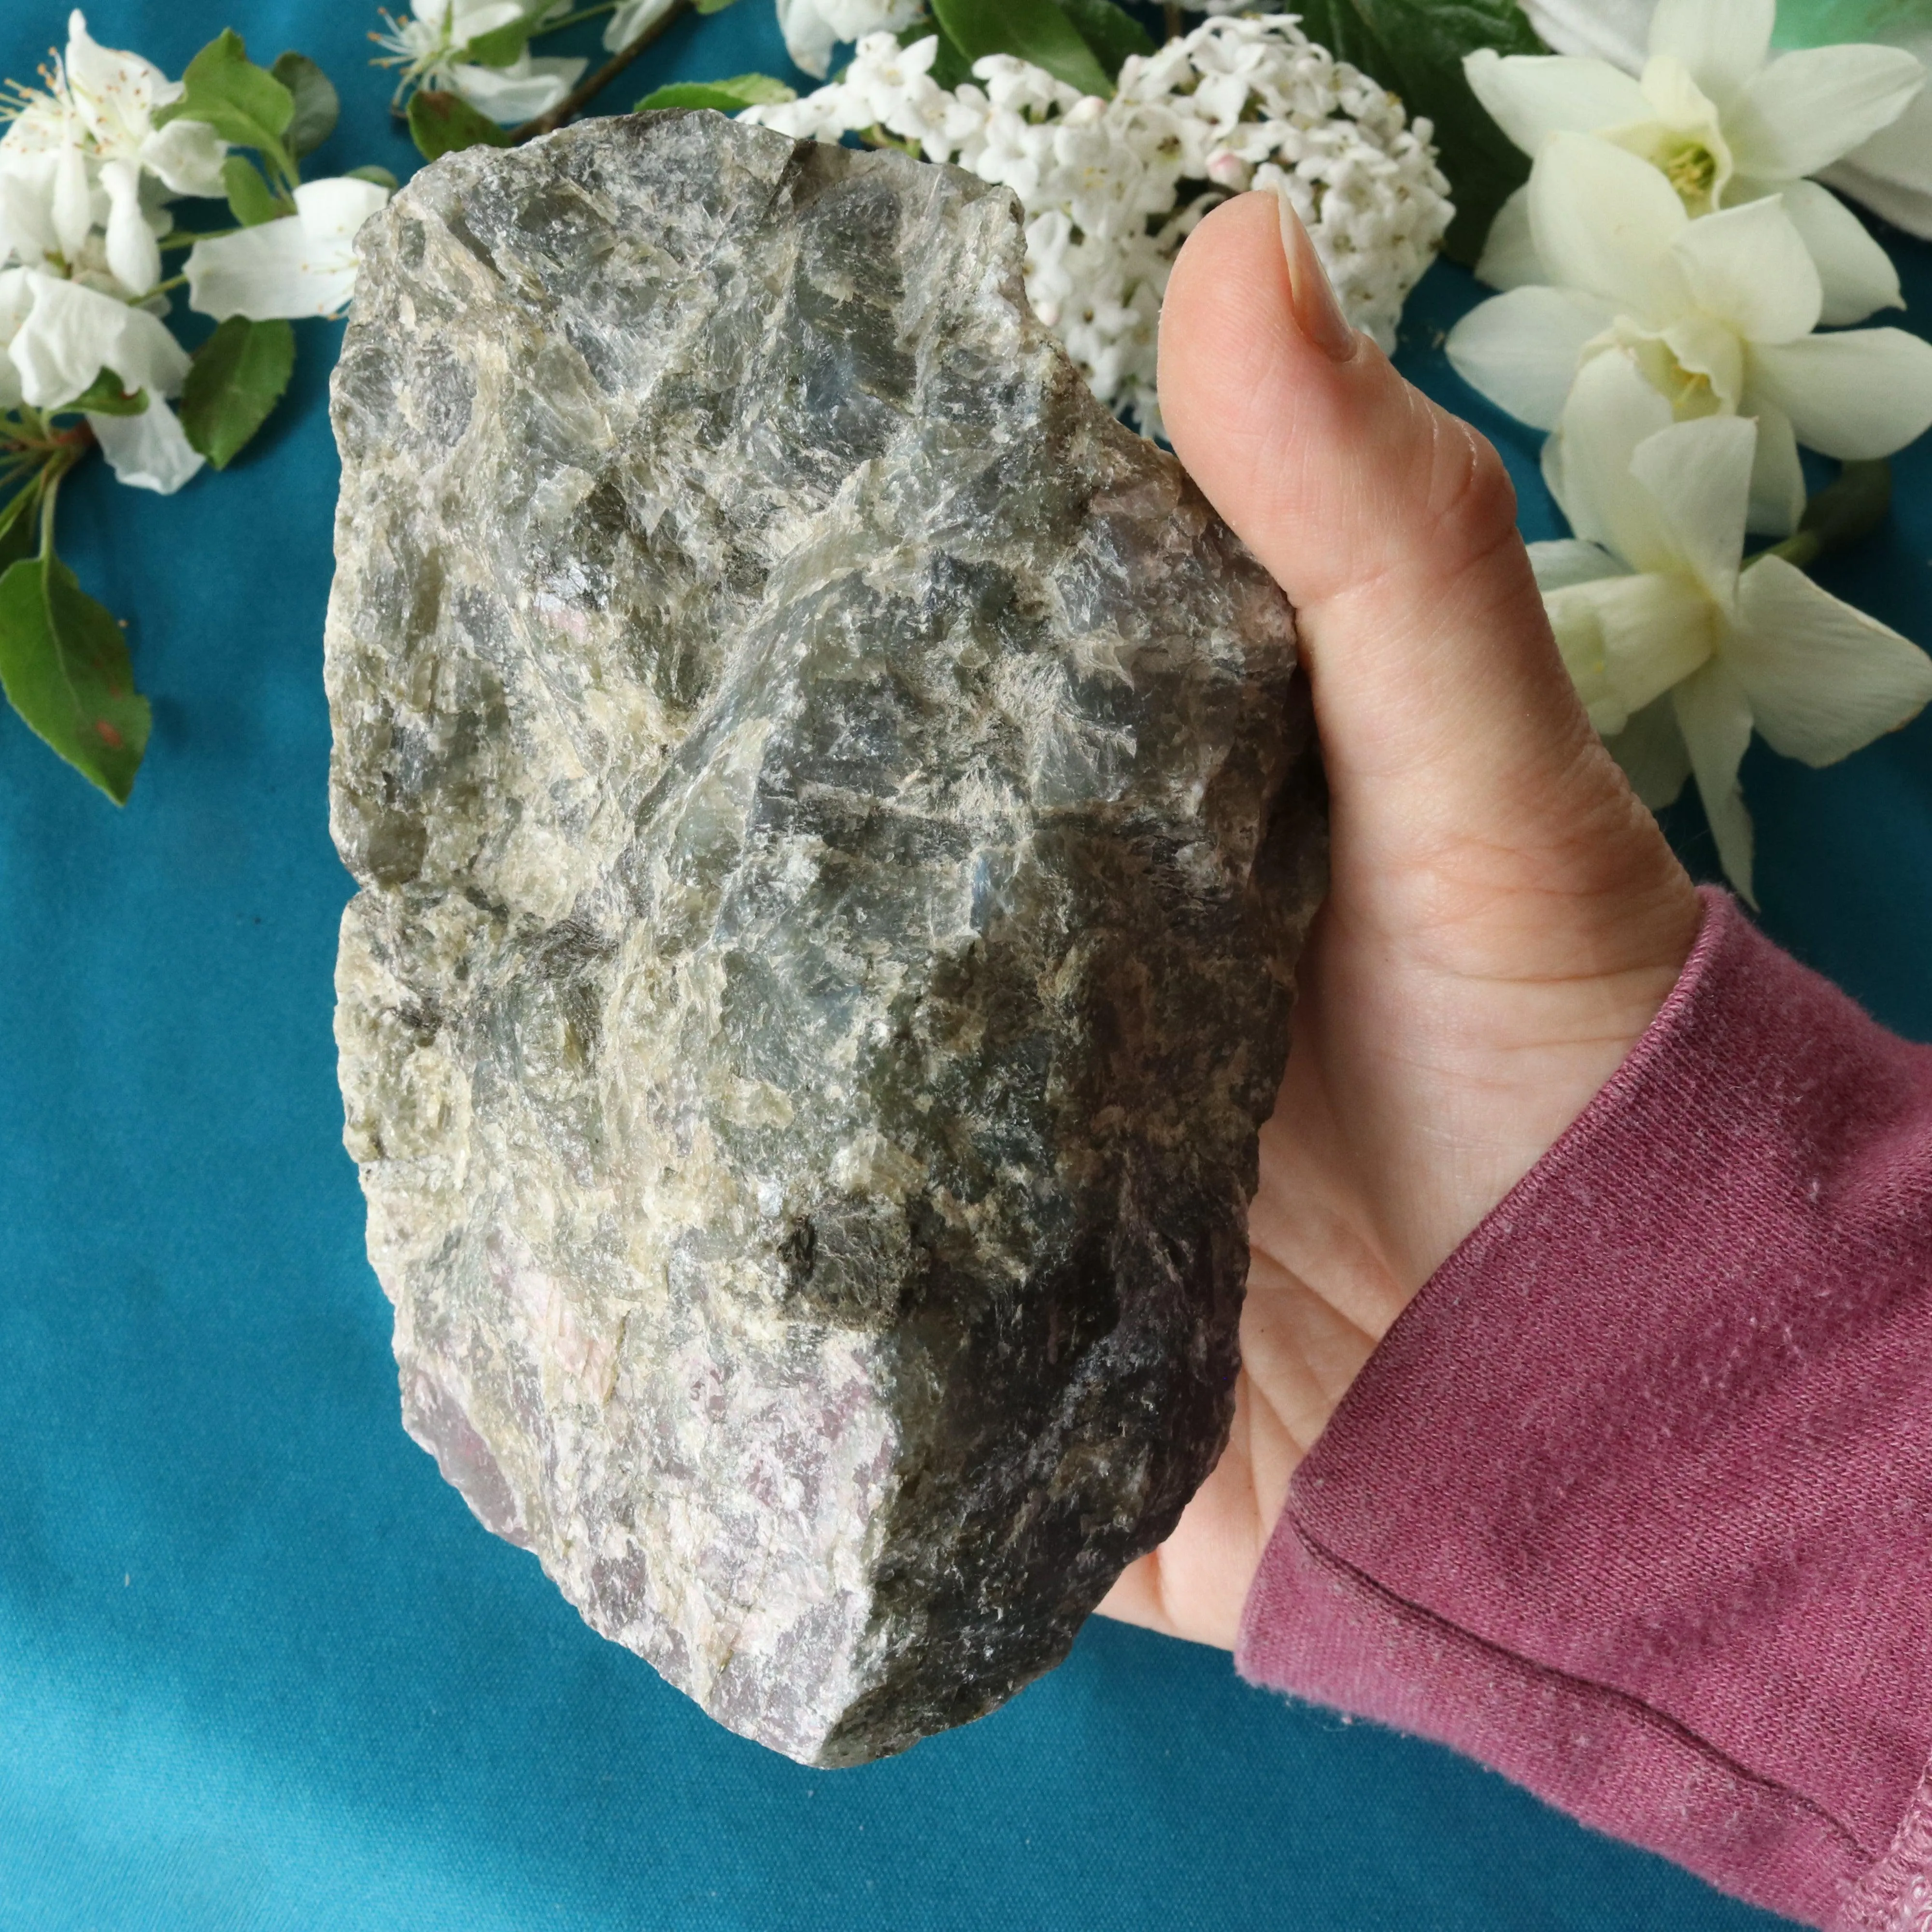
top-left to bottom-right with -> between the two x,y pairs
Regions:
1159,192 -> 1685,967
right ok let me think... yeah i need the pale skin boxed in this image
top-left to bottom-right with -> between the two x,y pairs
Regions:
1095,191 -> 1705,1651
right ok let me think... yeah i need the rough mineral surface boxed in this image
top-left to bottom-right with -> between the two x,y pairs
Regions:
326,111 -> 1325,1766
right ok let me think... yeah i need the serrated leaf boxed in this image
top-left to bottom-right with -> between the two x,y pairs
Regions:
222,153 -> 285,226
1293,0 -> 1543,264
409,88 -> 515,161
0,552 -> 149,804
1056,0 -> 1153,79
932,0 -> 1114,97
636,74 -> 796,111
346,164 -> 401,192
61,367 -> 148,417
156,28 -> 295,170
270,51 -> 340,158
180,317 -> 296,470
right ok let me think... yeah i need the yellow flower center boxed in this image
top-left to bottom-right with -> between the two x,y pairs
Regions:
1662,139 -> 1718,208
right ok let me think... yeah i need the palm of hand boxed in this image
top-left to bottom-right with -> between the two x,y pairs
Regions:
1095,190 -> 1703,1648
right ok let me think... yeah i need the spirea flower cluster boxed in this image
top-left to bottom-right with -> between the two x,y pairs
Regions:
745,15 -> 1453,435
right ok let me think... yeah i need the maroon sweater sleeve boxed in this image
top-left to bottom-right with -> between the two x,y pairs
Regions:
1236,889 -> 1932,1930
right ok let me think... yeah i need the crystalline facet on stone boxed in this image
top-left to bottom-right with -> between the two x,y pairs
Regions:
326,111 -> 1325,1765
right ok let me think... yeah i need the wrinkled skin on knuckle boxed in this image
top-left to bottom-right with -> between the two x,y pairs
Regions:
1416,404 -> 1520,578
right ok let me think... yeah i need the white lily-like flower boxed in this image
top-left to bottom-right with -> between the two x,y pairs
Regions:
777,0 -> 928,82
0,11 -> 226,294
1446,132 -> 1932,533
1469,0 -> 1922,323
1519,0 -> 1932,244
185,178 -> 392,322
1,269 -> 202,494
1533,351 -> 1932,899
374,0 -> 585,123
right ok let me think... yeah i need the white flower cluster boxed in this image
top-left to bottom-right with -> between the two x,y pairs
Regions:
745,15 -> 1452,434
1443,0 -> 1932,896
0,12 -> 389,497
0,11 -> 227,491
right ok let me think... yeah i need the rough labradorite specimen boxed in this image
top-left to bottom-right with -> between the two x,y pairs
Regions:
326,110 -> 1325,1767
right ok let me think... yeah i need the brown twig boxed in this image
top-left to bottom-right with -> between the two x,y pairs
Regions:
509,0 -> 696,142
1164,3 -> 1182,42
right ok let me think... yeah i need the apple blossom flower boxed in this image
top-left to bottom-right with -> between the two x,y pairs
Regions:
1533,351 -> 1932,899
185,177 -> 392,322
1445,132 -> 1932,532
374,0 -> 585,122
0,10 -> 226,297
0,269 -> 202,494
1467,0 -> 1923,325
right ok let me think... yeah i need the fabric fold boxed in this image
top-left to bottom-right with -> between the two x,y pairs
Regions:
1237,890 -> 1932,1927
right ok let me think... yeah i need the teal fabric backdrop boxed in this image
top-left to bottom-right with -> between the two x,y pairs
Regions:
2,5 -> 1926,1927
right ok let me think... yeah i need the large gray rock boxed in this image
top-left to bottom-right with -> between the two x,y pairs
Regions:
326,111 -> 1324,1766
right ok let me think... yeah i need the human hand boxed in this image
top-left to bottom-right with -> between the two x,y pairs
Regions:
1096,193 -> 1704,1649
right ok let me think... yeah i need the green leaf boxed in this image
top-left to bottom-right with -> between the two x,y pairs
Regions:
345,164 -> 401,192
180,317 -> 296,470
270,51 -> 340,158
1292,0 -> 1544,264
636,74 -> 796,111
0,551 -> 150,804
1056,0 -> 1153,79
60,367 -> 148,417
222,153 -> 286,227
408,88 -> 515,161
695,0 -> 744,14
1772,0 -> 1932,48
931,0 -> 1114,97
464,16 -> 541,64
0,484 -> 38,578
156,28 -> 295,171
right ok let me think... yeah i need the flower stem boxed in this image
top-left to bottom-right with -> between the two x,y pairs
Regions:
1745,459 -> 1891,574
541,2 -> 620,28
509,0 -> 695,140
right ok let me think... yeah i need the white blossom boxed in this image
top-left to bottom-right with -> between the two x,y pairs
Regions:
374,0 -> 585,122
1519,0 -> 1932,244
1445,132 -> 1932,533
776,0 -> 927,83
1533,349 -> 1932,898
0,267 -> 202,493
186,177 -> 393,321
745,16 -> 1452,432
0,10 -> 225,297
1467,0 -> 1923,323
